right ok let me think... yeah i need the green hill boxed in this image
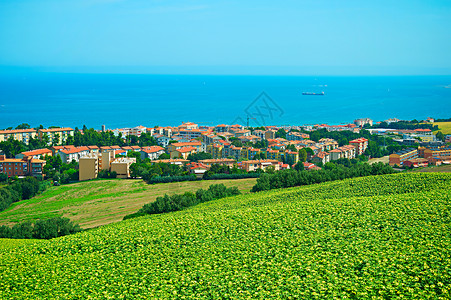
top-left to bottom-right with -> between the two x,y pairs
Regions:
0,178 -> 257,229
1,173 -> 450,298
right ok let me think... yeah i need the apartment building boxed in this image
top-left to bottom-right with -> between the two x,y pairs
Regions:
170,147 -> 197,159
79,151 -> 136,181
0,155 -> 46,178
329,145 -> 356,161
389,148 -> 418,166
206,144 -> 223,159
151,159 -> 189,166
38,127 -> 74,145
179,122 -> 199,130
178,129 -> 202,140
418,146 -> 451,160
349,138 -> 368,156
0,129 -> 37,145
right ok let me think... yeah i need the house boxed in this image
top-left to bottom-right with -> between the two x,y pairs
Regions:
198,158 -> 236,167
154,134 -> 172,147
187,162 -> 209,178
312,152 -> 330,165
140,146 -> 165,160
178,122 -> 199,130
170,147 -> 197,159
16,148 -> 52,160
240,159 -> 280,172
178,129 -> 202,140
0,155 -> 46,178
167,142 -> 203,153
57,146 -> 90,163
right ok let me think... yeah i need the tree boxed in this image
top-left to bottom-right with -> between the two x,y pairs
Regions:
15,123 -> 31,129
187,152 -> 212,162
435,131 -> 445,142
275,128 -> 287,139
52,133 -> 60,146
299,148 -> 307,162
158,153 -> 170,160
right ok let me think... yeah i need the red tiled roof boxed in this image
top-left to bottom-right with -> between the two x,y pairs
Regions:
177,147 -> 197,153
21,148 -> 52,156
40,127 -> 73,133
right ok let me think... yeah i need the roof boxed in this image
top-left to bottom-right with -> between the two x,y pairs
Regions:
171,142 -> 201,147
21,148 -> 52,156
39,127 -> 74,133
87,145 -> 99,149
141,146 -> 165,153
0,129 -> 36,134
59,146 -> 90,154
177,147 -> 197,153
349,138 -> 368,143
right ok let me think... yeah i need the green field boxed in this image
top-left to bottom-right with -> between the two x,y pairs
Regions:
1,173 -> 450,298
433,121 -> 451,134
0,178 -> 257,229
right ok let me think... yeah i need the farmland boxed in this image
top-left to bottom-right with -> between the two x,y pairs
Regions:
0,178 -> 256,229
433,121 -> 451,134
0,173 -> 450,298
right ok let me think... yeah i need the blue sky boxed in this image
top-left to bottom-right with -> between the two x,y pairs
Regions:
0,0 -> 450,75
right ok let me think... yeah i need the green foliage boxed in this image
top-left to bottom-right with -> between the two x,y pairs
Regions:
15,123 -> 31,130
275,128 -> 287,139
125,183 -> 241,218
0,217 -> 82,239
0,177 -> 41,212
158,153 -> 170,159
187,152 -> 212,162
1,173 -> 450,298
435,131 -> 445,141
252,162 -> 395,192
0,137 -> 26,157
147,175 -> 197,184
298,148 -> 307,162
98,170 -> 117,179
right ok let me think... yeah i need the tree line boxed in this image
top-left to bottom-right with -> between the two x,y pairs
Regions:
124,184 -> 241,220
0,177 -> 44,212
252,162 -> 395,192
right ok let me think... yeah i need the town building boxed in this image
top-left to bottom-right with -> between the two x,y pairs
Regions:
0,129 -> 37,145
354,118 -> 373,127
198,158 -> 236,167
56,146 -> 90,163
79,151 -> 136,181
15,148 -> 52,160
0,155 -> 46,178
240,159 -> 280,172
38,127 -> 74,145
349,138 -> 369,156
389,148 -> 418,166
140,146 -> 165,160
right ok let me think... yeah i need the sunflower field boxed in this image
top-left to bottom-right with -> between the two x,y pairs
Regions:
0,173 -> 450,299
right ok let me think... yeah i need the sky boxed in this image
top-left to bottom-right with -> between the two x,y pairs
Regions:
0,0 -> 450,75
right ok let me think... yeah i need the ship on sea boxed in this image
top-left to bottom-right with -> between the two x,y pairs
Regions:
302,91 -> 325,95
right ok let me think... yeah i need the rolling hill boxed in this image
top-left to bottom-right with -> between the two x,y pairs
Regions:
0,173 -> 450,298
0,178 -> 257,229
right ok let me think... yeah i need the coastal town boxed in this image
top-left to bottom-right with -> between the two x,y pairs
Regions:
0,117 -> 450,182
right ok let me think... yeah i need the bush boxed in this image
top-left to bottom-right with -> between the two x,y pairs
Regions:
147,175 -> 198,184
0,217 -> 82,239
124,184 -> 241,219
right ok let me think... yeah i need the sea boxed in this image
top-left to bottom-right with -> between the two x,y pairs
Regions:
0,73 -> 450,130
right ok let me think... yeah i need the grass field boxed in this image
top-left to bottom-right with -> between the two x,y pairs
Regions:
1,173 -> 450,298
433,121 -> 451,134
0,178 -> 257,229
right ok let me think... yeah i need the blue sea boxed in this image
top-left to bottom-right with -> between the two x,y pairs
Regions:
0,73 -> 450,129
